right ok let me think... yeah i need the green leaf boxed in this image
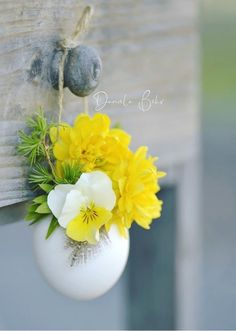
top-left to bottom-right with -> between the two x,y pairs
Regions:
25,212 -> 37,221
25,210 -> 44,222
27,203 -> 38,213
29,164 -> 54,186
56,162 -> 82,184
29,216 -> 44,225
25,202 -> 38,221
35,202 -> 51,214
46,217 -> 59,239
33,194 -> 47,204
25,199 -> 48,223
39,183 -> 53,193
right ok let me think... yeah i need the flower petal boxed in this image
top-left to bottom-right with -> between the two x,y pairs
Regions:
47,184 -> 74,219
58,190 -> 87,228
66,206 -> 112,244
109,128 -> 131,146
75,171 -> 116,211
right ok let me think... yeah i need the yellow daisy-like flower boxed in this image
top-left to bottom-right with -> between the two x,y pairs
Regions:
50,113 -> 130,174
106,146 -> 165,234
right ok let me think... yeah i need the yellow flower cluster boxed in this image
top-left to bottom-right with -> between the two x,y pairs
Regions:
50,113 -> 165,235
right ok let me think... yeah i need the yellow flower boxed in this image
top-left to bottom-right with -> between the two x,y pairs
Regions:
50,124 -> 72,160
50,113 -> 131,175
47,171 -> 116,244
106,146 -> 165,233
50,112 -> 165,238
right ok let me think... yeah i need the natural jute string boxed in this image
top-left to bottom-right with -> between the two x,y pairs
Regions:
58,5 -> 93,125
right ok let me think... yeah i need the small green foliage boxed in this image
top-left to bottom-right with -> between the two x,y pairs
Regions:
18,109 -> 83,239
33,194 -> 47,204
25,203 -> 45,223
17,130 -> 46,165
39,183 -> 54,193
25,203 -> 39,221
46,216 -> 59,239
26,108 -> 47,134
56,162 -> 82,184
25,193 -> 51,223
29,163 -> 54,186
35,202 -> 51,214
17,110 -> 50,166
18,110 -> 56,190
29,218 -> 44,226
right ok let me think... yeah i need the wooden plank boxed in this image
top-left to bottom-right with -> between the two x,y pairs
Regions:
0,0 -> 199,207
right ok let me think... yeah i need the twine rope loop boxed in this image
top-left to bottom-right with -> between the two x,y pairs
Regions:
58,5 -> 93,125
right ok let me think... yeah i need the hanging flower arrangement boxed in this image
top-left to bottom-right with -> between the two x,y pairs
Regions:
18,111 -> 165,244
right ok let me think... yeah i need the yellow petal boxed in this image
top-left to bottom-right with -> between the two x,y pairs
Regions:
109,128 -> 131,147
50,124 -> 71,144
49,127 -> 58,144
53,143 -> 70,160
66,206 -> 112,244
92,113 -> 110,134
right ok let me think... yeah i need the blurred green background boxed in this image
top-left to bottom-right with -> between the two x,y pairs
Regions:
200,1 -> 236,328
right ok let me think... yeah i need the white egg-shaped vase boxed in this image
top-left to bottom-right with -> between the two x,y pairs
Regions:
33,216 -> 129,300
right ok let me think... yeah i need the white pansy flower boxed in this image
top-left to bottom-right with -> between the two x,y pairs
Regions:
47,171 -> 116,243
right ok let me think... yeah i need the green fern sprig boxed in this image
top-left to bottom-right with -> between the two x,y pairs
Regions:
17,130 -> 46,165
17,109 -> 83,239
56,162 -> 82,184
26,108 -> 48,134
29,163 -> 54,186
17,110 -> 50,166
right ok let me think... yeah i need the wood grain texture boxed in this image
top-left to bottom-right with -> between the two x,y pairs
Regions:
0,0 -> 199,207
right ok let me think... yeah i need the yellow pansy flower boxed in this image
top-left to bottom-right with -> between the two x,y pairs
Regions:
67,203 -> 112,244
47,171 -> 116,244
